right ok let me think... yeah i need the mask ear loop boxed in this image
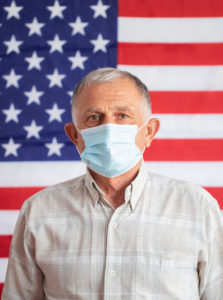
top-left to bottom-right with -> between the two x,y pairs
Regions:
137,117 -> 151,154
137,117 -> 151,132
74,124 -> 81,134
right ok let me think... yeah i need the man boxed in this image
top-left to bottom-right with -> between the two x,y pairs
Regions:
2,68 -> 223,299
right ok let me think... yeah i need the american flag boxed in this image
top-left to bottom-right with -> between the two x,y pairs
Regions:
0,0 -> 223,294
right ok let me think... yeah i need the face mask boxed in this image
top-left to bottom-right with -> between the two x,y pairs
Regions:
77,121 -> 147,178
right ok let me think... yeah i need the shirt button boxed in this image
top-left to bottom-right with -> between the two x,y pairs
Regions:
111,222 -> 117,228
110,270 -> 116,277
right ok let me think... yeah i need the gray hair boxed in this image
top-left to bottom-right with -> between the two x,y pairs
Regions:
71,67 -> 151,122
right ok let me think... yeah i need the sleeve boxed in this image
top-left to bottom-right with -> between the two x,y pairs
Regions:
2,203 -> 45,300
198,196 -> 223,300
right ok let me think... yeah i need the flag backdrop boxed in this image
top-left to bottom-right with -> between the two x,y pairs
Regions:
0,0 -> 223,295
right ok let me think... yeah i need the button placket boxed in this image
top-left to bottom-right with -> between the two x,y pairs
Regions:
103,210 -> 120,298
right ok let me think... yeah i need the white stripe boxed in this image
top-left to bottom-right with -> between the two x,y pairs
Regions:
0,161 -> 222,187
145,162 -> 223,187
0,258 -> 8,282
118,65 -> 223,91
0,161 -> 86,187
154,114 -> 223,139
0,210 -> 20,235
118,17 -> 223,43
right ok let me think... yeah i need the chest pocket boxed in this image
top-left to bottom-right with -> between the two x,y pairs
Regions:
147,253 -> 199,299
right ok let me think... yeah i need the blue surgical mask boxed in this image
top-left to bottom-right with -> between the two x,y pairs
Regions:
77,122 -> 146,178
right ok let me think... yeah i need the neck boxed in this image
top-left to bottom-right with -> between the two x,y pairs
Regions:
89,160 -> 142,208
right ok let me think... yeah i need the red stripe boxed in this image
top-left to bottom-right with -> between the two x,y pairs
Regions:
118,43 -> 223,66
144,139 -> 223,161
0,284 -> 3,297
0,236 -> 12,258
118,0 -> 223,17
0,187 -> 44,210
150,91 -> 223,114
205,187 -> 223,209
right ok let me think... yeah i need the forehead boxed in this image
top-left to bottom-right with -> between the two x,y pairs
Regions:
75,77 -> 143,110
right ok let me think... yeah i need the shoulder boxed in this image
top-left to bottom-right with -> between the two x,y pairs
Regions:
20,174 -> 86,218
145,171 -> 220,214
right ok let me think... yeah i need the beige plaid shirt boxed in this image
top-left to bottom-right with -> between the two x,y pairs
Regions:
2,162 -> 223,299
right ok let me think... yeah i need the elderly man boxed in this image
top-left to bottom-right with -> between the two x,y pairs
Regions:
2,68 -> 223,299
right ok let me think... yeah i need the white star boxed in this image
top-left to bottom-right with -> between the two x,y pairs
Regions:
68,51 -> 88,70
2,103 -> 22,123
47,0 -> 66,19
4,1 -> 23,20
25,17 -> 45,36
90,33 -> 110,53
2,137 -> 21,157
90,0 -> 110,18
69,16 -> 88,36
24,86 -> 44,105
67,91 -> 73,103
67,91 -> 73,97
46,69 -> 66,88
25,51 -> 45,70
4,35 -> 23,54
47,34 -> 66,53
45,137 -> 64,156
45,103 -> 65,122
23,120 -> 43,139
3,69 -> 22,88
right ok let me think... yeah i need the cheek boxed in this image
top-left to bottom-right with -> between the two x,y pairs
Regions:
76,135 -> 85,154
135,130 -> 146,151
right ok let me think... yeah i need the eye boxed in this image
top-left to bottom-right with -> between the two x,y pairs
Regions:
88,114 -> 100,121
120,113 -> 128,119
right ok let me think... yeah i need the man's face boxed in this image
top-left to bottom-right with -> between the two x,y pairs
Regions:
66,77 -> 159,154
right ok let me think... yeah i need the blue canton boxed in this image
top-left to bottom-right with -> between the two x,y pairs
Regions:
0,0 -> 117,161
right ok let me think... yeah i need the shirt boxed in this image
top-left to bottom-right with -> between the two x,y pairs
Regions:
2,161 -> 223,300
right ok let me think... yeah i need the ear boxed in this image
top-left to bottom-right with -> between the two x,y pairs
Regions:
64,123 -> 78,146
145,118 -> 160,147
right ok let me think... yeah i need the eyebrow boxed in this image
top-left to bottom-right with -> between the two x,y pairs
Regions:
85,106 -> 133,114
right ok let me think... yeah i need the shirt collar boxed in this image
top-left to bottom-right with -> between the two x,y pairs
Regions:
85,169 -> 100,206
85,161 -> 147,210
126,160 -> 147,210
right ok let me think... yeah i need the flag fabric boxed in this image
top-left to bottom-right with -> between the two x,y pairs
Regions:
0,0 -> 223,295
